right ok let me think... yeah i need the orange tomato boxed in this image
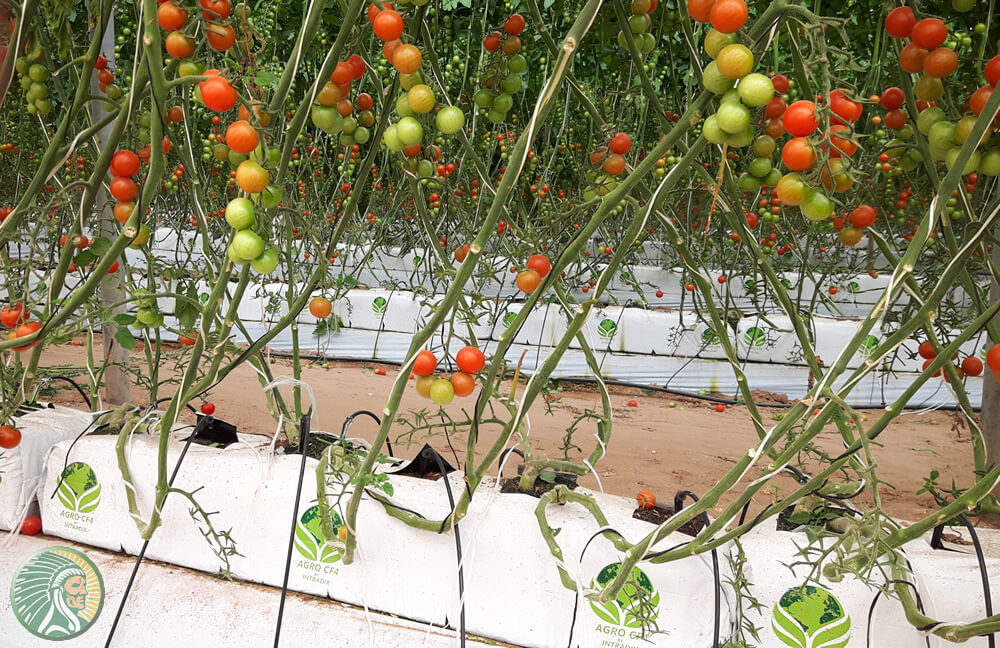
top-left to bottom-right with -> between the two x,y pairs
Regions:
309,297 -> 333,319
451,372 -> 476,397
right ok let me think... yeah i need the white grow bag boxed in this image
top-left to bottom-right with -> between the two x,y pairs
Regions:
40,431 -> 736,648
0,405 -> 95,531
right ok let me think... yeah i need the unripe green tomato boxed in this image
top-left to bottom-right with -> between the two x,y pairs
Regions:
251,245 -> 279,274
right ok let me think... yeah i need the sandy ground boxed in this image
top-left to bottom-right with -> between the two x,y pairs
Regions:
36,340 -> 989,525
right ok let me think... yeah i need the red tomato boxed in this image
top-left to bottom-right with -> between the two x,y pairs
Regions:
986,55 -> 1000,88
1,302 -> 26,328
526,254 -> 551,277
201,402 -> 216,415
880,87 -> 904,110
21,515 -> 41,535
884,6 -> 915,38
911,18 -> 947,50
111,150 -> 141,177
455,346 -> 486,373
413,350 -> 437,376
918,340 -> 936,360
0,424 -> 21,449
962,356 -> 984,377
627,399 -> 638,407
987,344 -> 1000,373
609,132 -> 632,155
783,100 -> 819,136
504,13 -> 526,35
636,490 -> 656,509
110,176 -> 137,201
771,74 -> 789,94
849,205 -> 876,228
715,404 -> 726,412
11,320 -> 41,351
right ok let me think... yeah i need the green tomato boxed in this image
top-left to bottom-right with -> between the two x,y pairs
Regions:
354,126 -> 371,144
28,64 -> 49,83
507,54 -> 527,74
407,84 -> 436,114
748,157 -> 772,178
702,61 -> 735,94
227,243 -> 249,265
396,117 -> 423,146
493,93 -> 514,113
801,190 -> 834,221
473,89 -> 493,108
945,147 -> 980,175
383,124 -> 404,151
738,173 -> 761,192
980,148 -> 1000,176
310,105 -> 343,134
737,73 -> 774,108
436,106 -> 465,134
762,168 -> 782,187
251,245 -> 279,274
500,75 -> 521,94
916,106 -> 945,135
702,115 -> 728,144
231,230 -> 265,261
715,102 -> 750,134
430,378 -> 455,405
225,197 -> 256,229
752,135 -> 776,157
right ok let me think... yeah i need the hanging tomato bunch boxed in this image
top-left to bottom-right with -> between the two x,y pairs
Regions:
473,13 -> 527,124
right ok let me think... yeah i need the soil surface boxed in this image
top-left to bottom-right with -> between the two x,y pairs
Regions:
36,340 -> 994,526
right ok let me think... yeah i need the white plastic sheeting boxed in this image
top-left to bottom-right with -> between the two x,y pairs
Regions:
0,405 -> 95,531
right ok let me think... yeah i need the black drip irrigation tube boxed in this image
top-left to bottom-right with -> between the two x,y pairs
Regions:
274,413 -> 312,648
104,417 -> 204,647
30,374 -> 94,410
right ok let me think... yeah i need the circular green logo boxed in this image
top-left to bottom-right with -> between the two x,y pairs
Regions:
589,562 -> 660,629
10,546 -> 105,640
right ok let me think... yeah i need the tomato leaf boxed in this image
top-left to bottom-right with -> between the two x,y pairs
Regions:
89,237 -> 112,256
113,313 -> 136,326
114,327 -> 135,351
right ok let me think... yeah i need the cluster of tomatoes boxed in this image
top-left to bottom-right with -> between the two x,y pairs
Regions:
159,0 -> 236,59
882,7 -> 1000,177
615,0 -> 660,54
108,149 -> 152,248
412,346 -> 485,405
13,45 -> 52,115
585,132 -> 634,196
371,3 -> 465,169
515,254 -> 551,294
1,302 -> 41,352
94,54 -> 122,100
917,339 -> 986,383
310,57 -> 375,148
472,13 -> 527,125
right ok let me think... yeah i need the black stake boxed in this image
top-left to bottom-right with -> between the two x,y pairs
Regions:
104,418 -> 205,647
273,413 -> 311,648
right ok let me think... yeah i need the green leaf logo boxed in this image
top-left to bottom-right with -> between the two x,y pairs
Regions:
744,327 -> 767,348
58,462 -> 101,514
597,318 -> 618,340
294,504 -> 344,564
847,281 -> 860,294
503,311 -> 518,329
702,327 -> 720,346
858,335 -> 879,358
981,344 -> 989,361
589,562 -> 660,629
372,296 -> 387,314
772,585 -> 851,648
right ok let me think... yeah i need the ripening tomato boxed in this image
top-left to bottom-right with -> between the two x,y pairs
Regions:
526,254 -> 551,277
355,92 -> 374,111
206,23 -> 236,51
825,125 -> 858,157
829,89 -> 862,124
970,85 -> 993,116
10,320 -> 41,351
165,31 -> 196,59
451,372 -> 476,397
111,150 -> 140,177
899,43 -> 928,74
179,333 -> 197,346
987,344 -> 1000,372
781,137 -> 816,171
225,120 -> 259,154
924,47 -> 957,78
885,6 -> 915,38
884,108 -> 907,130
609,132 -> 632,155
516,269 -> 542,293
918,340 -> 936,360
331,61 -> 354,85
839,225 -> 863,246
454,243 -> 471,263
200,76 -> 238,112
0,424 -> 21,449
880,86 -> 904,110
413,350 -> 437,376
1,303 -> 26,328
775,173 -> 809,205
709,0 -> 747,33
962,356 -> 984,377
987,55 -> 1000,88
157,1 -> 188,31
309,296 -> 333,319
415,375 -> 434,398
373,10 -> 404,41
505,13 -> 526,35
688,0 -> 716,24
636,490 -> 656,509
456,346 -> 486,374
392,44 -> 422,74
783,100 -> 818,136
911,18 -> 947,50
200,0 -> 231,20
849,204 -> 876,228
764,96 -> 786,120
347,54 -> 366,80
113,201 -> 135,224
235,160 -> 268,193
110,176 -> 137,201
771,73 -> 789,94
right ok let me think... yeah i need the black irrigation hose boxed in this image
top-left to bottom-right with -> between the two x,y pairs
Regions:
867,578 -> 932,648
424,446 -> 466,648
274,413 -> 312,648
49,418 -> 109,501
150,396 -> 199,416
32,374 -> 93,409
929,515 -> 996,648
338,409 -> 392,457
673,491 -> 722,648
104,417 -> 204,647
